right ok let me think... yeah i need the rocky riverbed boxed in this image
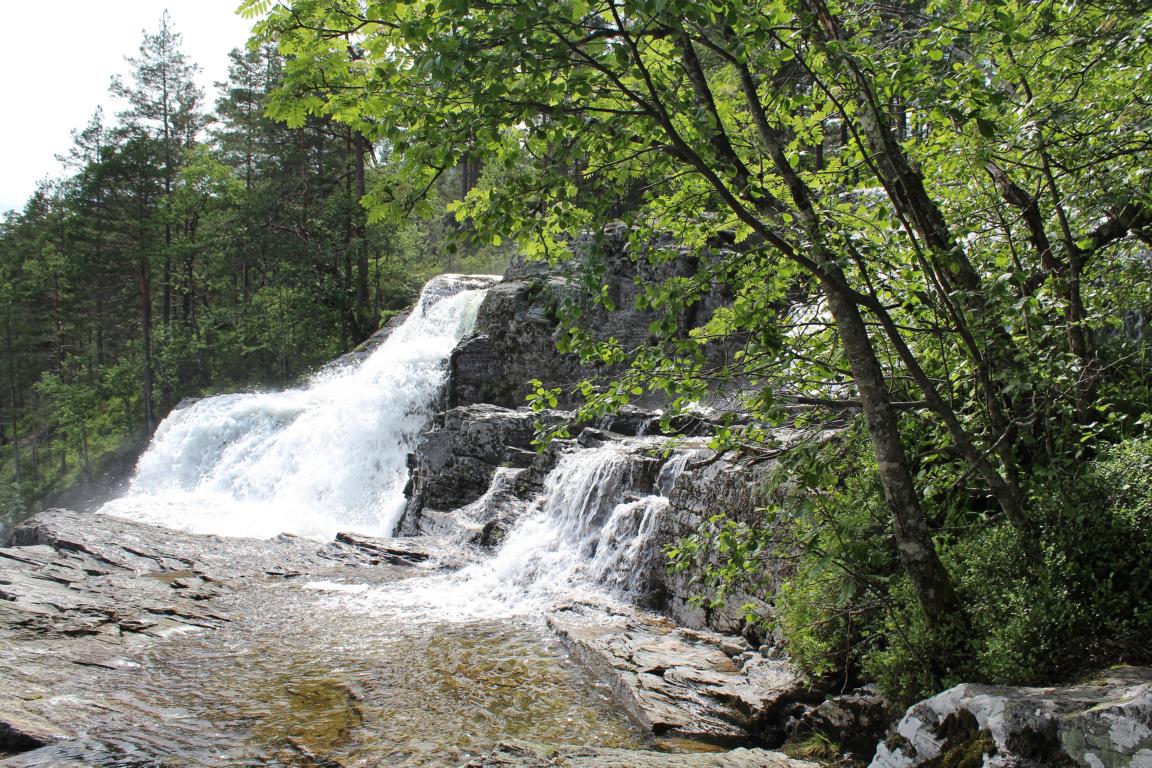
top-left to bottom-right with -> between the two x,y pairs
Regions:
0,508 -> 825,767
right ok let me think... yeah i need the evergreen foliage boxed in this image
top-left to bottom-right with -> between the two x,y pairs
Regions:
0,16 -> 509,531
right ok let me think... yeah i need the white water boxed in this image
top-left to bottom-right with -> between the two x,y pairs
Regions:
101,274 -> 497,541
344,442 -> 697,621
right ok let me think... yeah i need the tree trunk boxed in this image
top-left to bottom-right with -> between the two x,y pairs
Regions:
139,251 -> 156,434
820,269 -> 965,628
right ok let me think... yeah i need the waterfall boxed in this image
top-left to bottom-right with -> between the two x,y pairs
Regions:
100,274 -> 498,541
356,442 -> 696,620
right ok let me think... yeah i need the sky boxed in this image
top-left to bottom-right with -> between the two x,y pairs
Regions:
0,1 -> 258,214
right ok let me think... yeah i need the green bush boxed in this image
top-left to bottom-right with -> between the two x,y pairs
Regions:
752,434 -> 1152,704
858,438 -> 1152,701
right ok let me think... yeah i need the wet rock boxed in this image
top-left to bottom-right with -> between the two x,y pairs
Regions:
655,455 -> 780,633
448,226 -> 732,412
870,667 -> 1152,768
333,532 -> 431,566
448,277 -> 590,409
548,605 -> 824,748
652,428 -> 839,635
403,405 -> 543,519
398,405 -> 679,547
0,508 -> 438,757
465,740 -> 819,767
399,404 -> 570,536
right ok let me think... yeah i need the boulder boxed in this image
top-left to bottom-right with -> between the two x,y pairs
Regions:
789,687 -> 891,763
870,667 -> 1152,768
398,404 -> 571,537
548,604 -> 825,748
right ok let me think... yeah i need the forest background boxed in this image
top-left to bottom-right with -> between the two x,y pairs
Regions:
0,13 -> 509,532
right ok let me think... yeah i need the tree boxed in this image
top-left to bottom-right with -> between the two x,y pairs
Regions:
246,0 -> 1152,630
112,12 -> 208,334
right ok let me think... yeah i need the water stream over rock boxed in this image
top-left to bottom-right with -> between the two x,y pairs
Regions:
100,274 -> 498,541
1,273 -> 824,768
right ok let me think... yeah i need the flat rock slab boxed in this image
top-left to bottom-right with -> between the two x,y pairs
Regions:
465,741 -> 819,767
548,604 -> 824,747
872,667 -> 1152,768
0,508 -> 437,756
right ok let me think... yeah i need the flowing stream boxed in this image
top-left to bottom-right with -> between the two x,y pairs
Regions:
77,273 -> 704,766
355,442 -> 693,621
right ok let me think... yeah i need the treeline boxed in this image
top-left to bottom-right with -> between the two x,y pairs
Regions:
0,15 -> 507,527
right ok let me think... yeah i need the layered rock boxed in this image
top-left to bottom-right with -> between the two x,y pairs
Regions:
397,399 -> 810,638
0,508 -> 438,759
548,604 -> 824,748
466,741 -> 819,768
448,225 -> 731,411
399,404 -> 557,537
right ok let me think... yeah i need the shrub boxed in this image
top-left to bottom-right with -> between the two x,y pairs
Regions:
704,432 -> 1152,704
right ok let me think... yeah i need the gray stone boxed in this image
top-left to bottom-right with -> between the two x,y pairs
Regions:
0,508 -> 442,756
448,225 -> 735,412
870,667 -> 1152,768
548,604 -> 824,748
399,404 -> 570,536
791,687 -> 890,762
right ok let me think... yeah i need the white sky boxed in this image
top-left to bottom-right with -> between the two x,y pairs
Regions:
0,1 -> 258,213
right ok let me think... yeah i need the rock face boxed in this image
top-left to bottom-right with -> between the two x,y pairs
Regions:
448,274 -> 588,409
448,225 -> 731,411
548,604 -> 824,748
791,687 -> 890,764
398,399 -> 811,638
871,668 -> 1152,768
399,404 -> 556,537
0,508 -> 437,758
655,453 -> 788,634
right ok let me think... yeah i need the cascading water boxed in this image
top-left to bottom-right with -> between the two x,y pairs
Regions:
100,274 -> 498,541
102,268 -> 695,619
352,441 -> 698,620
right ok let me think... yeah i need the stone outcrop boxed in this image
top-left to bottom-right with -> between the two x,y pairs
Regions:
789,687 -> 890,764
397,399 -> 814,638
548,604 -> 825,748
655,452 -> 787,634
448,273 -> 589,410
448,225 -> 731,411
871,668 -> 1152,768
399,404 -> 558,537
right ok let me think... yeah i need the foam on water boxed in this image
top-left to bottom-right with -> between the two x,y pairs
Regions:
100,274 -> 497,541
353,442 -> 698,622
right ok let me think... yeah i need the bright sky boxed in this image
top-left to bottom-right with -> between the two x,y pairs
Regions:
0,2 -> 258,214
